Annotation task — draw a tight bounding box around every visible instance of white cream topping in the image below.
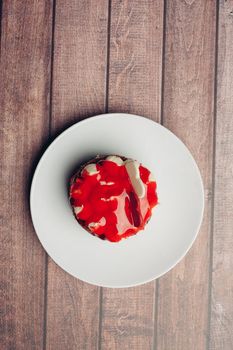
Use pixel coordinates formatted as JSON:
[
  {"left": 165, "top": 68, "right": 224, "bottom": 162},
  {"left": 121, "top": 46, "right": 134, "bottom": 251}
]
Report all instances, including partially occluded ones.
[
  {"left": 100, "top": 196, "right": 115, "bottom": 202},
  {"left": 105, "top": 155, "right": 123, "bottom": 166},
  {"left": 88, "top": 217, "right": 106, "bottom": 230},
  {"left": 124, "top": 160, "right": 145, "bottom": 198},
  {"left": 114, "top": 190, "right": 135, "bottom": 235},
  {"left": 149, "top": 172, "right": 155, "bottom": 182},
  {"left": 100, "top": 181, "right": 115, "bottom": 185},
  {"left": 88, "top": 222, "right": 98, "bottom": 229},
  {"left": 82, "top": 163, "right": 99, "bottom": 176},
  {"left": 99, "top": 217, "right": 106, "bottom": 226},
  {"left": 74, "top": 206, "right": 83, "bottom": 215}
]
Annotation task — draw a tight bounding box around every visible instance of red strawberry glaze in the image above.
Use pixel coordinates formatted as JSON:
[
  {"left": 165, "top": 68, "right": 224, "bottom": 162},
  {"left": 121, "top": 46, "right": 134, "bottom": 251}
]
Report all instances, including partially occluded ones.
[{"left": 69, "top": 158, "right": 158, "bottom": 242}]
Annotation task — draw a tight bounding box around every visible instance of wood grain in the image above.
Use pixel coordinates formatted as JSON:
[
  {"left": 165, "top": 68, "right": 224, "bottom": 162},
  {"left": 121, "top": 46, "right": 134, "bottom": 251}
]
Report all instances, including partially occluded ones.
[
  {"left": 156, "top": 1, "right": 216, "bottom": 349},
  {"left": 51, "top": 0, "right": 109, "bottom": 136},
  {"left": 101, "top": 1, "right": 164, "bottom": 349},
  {"left": 108, "top": 0, "right": 164, "bottom": 120},
  {"left": 46, "top": 1, "right": 108, "bottom": 349},
  {"left": 101, "top": 284, "right": 156, "bottom": 350},
  {"left": 210, "top": 1, "right": 233, "bottom": 349},
  {"left": 0, "top": 0, "right": 52, "bottom": 349}
]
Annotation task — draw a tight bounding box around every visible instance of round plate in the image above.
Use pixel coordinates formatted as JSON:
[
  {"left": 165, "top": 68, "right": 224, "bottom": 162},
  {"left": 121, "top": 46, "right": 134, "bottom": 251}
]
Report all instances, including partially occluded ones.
[{"left": 30, "top": 113, "right": 204, "bottom": 288}]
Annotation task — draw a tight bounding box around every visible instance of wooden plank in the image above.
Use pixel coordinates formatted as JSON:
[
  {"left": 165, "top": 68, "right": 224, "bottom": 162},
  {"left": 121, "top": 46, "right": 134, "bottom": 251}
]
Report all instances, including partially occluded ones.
[
  {"left": 108, "top": 0, "right": 163, "bottom": 120},
  {"left": 101, "top": 1, "right": 164, "bottom": 349},
  {"left": 46, "top": 1, "right": 109, "bottom": 350},
  {"left": 0, "top": 0, "right": 52, "bottom": 349},
  {"left": 51, "top": 0, "right": 109, "bottom": 136},
  {"left": 156, "top": 1, "right": 216, "bottom": 349},
  {"left": 101, "top": 285, "right": 156, "bottom": 350},
  {"left": 210, "top": 1, "right": 233, "bottom": 349}
]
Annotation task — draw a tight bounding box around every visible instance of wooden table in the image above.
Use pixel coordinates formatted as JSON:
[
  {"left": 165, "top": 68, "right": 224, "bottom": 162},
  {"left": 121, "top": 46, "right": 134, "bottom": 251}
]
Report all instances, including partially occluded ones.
[{"left": 1, "top": 1, "right": 232, "bottom": 349}]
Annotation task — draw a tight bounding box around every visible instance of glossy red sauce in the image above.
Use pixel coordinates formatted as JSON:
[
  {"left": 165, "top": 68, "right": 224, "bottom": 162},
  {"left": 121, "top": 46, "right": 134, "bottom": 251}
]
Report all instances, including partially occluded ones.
[{"left": 70, "top": 159, "right": 158, "bottom": 242}]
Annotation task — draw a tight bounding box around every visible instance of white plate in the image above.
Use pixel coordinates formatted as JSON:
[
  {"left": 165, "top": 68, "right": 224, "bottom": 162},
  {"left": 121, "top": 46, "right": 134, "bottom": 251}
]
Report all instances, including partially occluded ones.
[{"left": 30, "top": 113, "right": 204, "bottom": 288}]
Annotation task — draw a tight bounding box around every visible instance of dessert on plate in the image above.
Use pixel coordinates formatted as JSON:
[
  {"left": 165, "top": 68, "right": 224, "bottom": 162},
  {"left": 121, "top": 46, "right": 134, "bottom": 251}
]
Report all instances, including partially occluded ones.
[{"left": 69, "top": 155, "right": 158, "bottom": 242}]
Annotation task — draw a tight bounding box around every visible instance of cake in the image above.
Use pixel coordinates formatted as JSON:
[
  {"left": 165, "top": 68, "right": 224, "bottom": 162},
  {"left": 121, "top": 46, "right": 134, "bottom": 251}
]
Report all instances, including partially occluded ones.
[{"left": 69, "top": 155, "right": 158, "bottom": 242}]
